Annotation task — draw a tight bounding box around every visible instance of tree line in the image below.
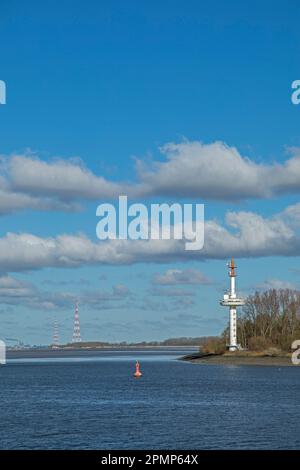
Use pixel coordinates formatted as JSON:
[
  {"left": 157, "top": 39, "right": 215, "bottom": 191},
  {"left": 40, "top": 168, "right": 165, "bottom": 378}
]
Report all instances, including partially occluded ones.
[{"left": 230, "top": 288, "right": 300, "bottom": 351}]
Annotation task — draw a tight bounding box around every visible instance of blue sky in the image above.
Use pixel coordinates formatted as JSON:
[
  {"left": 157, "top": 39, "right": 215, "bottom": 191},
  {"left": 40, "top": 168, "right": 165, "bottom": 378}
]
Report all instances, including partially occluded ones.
[{"left": 1, "top": 0, "right": 300, "bottom": 344}]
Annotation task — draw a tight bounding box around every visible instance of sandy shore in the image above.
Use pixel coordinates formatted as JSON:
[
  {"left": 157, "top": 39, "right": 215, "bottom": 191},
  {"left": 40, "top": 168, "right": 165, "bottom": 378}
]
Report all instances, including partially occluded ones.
[{"left": 180, "top": 352, "right": 296, "bottom": 367}]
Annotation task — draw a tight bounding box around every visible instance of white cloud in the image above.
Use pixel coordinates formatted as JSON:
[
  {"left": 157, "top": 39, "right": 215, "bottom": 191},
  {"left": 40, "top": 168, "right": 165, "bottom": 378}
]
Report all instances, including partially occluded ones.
[
  {"left": 0, "top": 153, "right": 129, "bottom": 214},
  {"left": 150, "top": 287, "right": 195, "bottom": 297},
  {"left": 153, "top": 268, "right": 211, "bottom": 285},
  {"left": 0, "top": 203, "right": 297, "bottom": 272},
  {"left": 257, "top": 279, "right": 297, "bottom": 291},
  {"left": 0, "top": 273, "right": 132, "bottom": 311},
  {"left": 2, "top": 141, "right": 300, "bottom": 216},
  {"left": 8, "top": 154, "right": 129, "bottom": 200},
  {"left": 112, "top": 284, "right": 131, "bottom": 297},
  {"left": 0, "top": 275, "right": 32, "bottom": 297},
  {"left": 0, "top": 187, "right": 79, "bottom": 215},
  {"left": 281, "top": 202, "right": 300, "bottom": 227},
  {"left": 0, "top": 275, "right": 76, "bottom": 310},
  {"left": 135, "top": 141, "right": 300, "bottom": 200}
]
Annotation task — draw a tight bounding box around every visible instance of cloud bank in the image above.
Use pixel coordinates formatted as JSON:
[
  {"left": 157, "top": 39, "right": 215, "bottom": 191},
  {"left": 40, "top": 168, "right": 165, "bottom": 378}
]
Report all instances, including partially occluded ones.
[
  {"left": 134, "top": 142, "right": 300, "bottom": 200},
  {"left": 2, "top": 141, "right": 300, "bottom": 214},
  {"left": 0, "top": 202, "right": 298, "bottom": 272}
]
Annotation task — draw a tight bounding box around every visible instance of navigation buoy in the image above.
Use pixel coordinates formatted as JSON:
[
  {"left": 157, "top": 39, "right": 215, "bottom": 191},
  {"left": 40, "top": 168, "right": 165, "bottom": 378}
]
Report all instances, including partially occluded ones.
[{"left": 134, "top": 360, "right": 142, "bottom": 378}]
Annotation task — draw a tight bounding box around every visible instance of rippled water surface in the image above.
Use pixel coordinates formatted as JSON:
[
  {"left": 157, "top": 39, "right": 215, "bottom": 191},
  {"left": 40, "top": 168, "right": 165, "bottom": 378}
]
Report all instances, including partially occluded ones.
[{"left": 0, "top": 349, "right": 299, "bottom": 449}]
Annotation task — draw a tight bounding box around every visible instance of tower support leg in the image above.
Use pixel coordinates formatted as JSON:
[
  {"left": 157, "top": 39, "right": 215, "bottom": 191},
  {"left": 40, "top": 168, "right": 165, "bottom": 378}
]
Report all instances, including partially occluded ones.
[{"left": 229, "top": 307, "right": 237, "bottom": 351}]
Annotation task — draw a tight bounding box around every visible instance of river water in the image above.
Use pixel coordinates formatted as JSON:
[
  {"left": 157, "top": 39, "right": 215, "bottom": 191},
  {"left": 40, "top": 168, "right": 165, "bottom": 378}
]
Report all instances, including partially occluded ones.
[{"left": 0, "top": 348, "right": 299, "bottom": 449}]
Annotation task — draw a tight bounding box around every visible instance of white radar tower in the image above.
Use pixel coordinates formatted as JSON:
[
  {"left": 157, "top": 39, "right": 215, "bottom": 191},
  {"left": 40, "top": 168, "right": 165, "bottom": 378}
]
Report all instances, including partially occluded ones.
[{"left": 220, "top": 257, "right": 245, "bottom": 351}]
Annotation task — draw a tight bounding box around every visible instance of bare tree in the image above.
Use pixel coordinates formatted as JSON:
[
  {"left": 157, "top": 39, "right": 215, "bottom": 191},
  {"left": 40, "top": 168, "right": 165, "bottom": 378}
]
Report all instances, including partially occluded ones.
[{"left": 228, "top": 289, "right": 300, "bottom": 351}]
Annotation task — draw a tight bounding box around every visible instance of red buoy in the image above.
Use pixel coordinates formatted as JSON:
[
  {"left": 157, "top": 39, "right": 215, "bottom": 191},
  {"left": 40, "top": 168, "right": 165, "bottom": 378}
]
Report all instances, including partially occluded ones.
[{"left": 134, "top": 360, "right": 142, "bottom": 378}]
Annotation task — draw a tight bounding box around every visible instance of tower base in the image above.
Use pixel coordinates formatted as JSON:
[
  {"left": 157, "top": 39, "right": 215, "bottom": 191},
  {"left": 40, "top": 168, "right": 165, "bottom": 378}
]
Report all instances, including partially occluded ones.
[{"left": 228, "top": 344, "right": 242, "bottom": 352}]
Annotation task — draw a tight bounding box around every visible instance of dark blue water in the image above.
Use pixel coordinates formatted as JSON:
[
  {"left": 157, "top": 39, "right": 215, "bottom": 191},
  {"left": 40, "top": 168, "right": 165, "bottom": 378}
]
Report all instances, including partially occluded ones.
[{"left": 0, "top": 349, "right": 300, "bottom": 449}]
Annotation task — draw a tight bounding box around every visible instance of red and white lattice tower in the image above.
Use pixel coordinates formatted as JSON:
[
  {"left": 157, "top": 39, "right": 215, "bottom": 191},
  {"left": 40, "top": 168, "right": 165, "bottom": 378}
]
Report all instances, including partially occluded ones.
[
  {"left": 52, "top": 319, "right": 59, "bottom": 349},
  {"left": 72, "top": 303, "right": 82, "bottom": 343}
]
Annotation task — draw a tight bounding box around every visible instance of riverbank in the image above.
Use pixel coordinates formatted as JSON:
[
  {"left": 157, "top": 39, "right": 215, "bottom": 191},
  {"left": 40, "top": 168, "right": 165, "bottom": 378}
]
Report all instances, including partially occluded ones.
[{"left": 180, "top": 351, "right": 295, "bottom": 366}]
